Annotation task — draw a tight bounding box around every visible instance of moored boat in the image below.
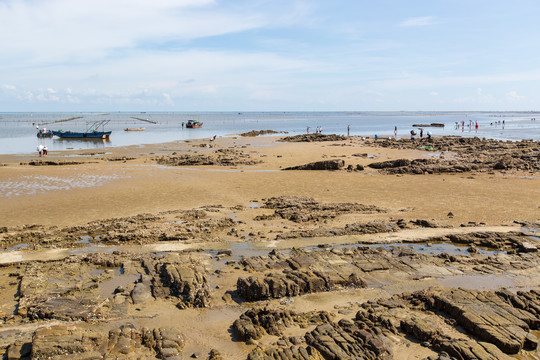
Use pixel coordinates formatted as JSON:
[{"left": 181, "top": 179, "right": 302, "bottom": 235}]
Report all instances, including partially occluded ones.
[
  {"left": 52, "top": 120, "right": 112, "bottom": 139},
  {"left": 186, "top": 120, "right": 203, "bottom": 128},
  {"left": 52, "top": 130, "right": 111, "bottom": 139}
]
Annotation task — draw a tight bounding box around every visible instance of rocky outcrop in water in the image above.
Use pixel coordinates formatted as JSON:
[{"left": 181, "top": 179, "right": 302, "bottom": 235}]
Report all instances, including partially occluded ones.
[{"left": 240, "top": 130, "right": 281, "bottom": 137}]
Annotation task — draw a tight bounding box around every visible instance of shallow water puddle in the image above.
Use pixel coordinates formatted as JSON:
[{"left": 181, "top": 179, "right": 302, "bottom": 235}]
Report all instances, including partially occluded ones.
[
  {"left": 438, "top": 274, "right": 518, "bottom": 290},
  {"left": 0, "top": 173, "right": 126, "bottom": 197},
  {"left": 99, "top": 273, "right": 141, "bottom": 298}
]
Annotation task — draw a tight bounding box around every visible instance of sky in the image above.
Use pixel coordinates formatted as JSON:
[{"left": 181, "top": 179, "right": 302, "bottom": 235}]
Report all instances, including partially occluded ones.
[{"left": 1, "top": 0, "right": 540, "bottom": 112}]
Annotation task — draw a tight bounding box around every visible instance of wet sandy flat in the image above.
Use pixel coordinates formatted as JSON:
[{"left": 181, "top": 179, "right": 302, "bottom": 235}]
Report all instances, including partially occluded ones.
[{"left": 0, "top": 134, "right": 539, "bottom": 359}]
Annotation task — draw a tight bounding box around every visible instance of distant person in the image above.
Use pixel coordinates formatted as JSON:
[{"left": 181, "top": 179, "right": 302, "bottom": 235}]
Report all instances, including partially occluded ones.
[
  {"left": 394, "top": 126, "right": 397, "bottom": 139},
  {"left": 426, "top": 131, "right": 432, "bottom": 139},
  {"left": 37, "top": 144, "right": 44, "bottom": 157},
  {"left": 502, "top": 120, "right": 505, "bottom": 129},
  {"left": 410, "top": 129, "right": 416, "bottom": 141},
  {"left": 181, "top": 122, "right": 184, "bottom": 128},
  {"left": 42, "top": 145, "right": 48, "bottom": 156},
  {"left": 374, "top": 134, "right": 379, "bottom": 140},
  {"left": 419, "top": 128, "right": 423, "bottom": 138},
  {"left": 210, "top": 135, "right": 216, "bottom": 141},
  {"left": 347, "top": 125, "right": 350, "bottom": 136},
  {"left": 307, "top": 126, "right": 310, "bottom": 134}
]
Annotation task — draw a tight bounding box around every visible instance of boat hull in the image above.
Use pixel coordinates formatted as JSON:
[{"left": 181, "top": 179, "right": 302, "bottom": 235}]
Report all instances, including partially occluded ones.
[{"left": 52, "top": 131, "right": 112, "bottom": 139}]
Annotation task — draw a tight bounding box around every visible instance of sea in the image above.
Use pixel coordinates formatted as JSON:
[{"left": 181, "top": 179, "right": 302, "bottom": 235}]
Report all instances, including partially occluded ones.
[{"left": 1, "top": 111, "right": 539, "bottom": 155}]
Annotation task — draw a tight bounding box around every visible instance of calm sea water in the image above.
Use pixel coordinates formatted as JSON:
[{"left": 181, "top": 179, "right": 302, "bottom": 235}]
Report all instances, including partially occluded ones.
[{"left": 1, "top": 111, "right": 539, "bottom": 155}]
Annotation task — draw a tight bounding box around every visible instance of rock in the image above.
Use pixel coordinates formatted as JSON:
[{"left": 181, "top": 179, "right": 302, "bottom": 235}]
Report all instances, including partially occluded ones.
[
  {"left": 520, "top": 242, "right": 537, "bottom": 253},
  {"left": 131, "top": 282, "right": 152, "bottom": 304},
  {"left": 283, "top": 159, "right": 345, "bottom": 171},
  {"left": 280, "top": 134, "right": 347, "bottom": 142},
  {"left": 208, "top": 349, "right": 224, "bottom": 360}
]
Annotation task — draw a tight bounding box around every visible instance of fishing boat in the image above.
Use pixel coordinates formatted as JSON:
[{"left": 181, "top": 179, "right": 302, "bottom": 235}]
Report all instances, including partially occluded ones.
[
  {"left": 186, "top": 120, "right": 203, "bottom": 128},
  {"left": 53, "top": 120, "right": 112, "bottom": 139},
  {"left": 124, "top": 127, "right": 146, "bottom": 131}
]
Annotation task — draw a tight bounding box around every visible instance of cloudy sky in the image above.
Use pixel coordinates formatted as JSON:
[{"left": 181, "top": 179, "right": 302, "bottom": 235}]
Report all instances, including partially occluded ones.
[{"left": 1, "top": 0, "right": 540, "bottom": 111}]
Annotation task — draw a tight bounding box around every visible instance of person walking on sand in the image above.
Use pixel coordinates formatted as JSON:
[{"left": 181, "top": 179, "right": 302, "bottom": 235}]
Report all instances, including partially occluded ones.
[{"left": 37, "top": 144, "right": 44, "bottom": 157}]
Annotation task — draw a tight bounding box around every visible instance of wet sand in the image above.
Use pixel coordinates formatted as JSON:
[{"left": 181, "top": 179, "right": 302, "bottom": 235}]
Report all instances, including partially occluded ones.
[
  {"left": 0, "top": 134, "right": 539, "bottom": 359},
  {"left": 1, "top": 135, "right": 538, "bottom": 227}
]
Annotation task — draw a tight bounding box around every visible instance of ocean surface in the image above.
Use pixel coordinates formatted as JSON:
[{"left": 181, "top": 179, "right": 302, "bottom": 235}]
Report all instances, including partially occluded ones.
[{"left": 1, "top": 111, "right": 539, "bottom": 155}]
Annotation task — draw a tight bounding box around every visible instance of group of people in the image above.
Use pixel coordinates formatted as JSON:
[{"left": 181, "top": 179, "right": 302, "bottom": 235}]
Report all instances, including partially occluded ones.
[
  {"left": 306, "top": 126, "right": 323, "bottom": 134},
  {"left": 37, "top": 144, "right": 48, "bottom": 157},
  {"left": 410, "top": 127, "right": 432, "bottom": 141},
  {"left": 455, "top": 120, "right": 480, "bottom": 131}
]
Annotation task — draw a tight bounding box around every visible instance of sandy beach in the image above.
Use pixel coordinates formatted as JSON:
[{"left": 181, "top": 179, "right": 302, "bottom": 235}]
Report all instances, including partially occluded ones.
[{"left": 0, "top": 134, "right": 539, "bottom": 359}]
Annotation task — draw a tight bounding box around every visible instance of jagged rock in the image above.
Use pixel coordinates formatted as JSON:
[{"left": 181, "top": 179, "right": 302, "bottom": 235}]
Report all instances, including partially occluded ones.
[
  {"left": 412, "top": 287, "right": 539, "bottom": 354},
  {"left": 280, "top": 134, "right": 347, "bottom": 142},
  {"left": 30, "top": 324, "right": 184, "bottom": 359},
  {"left": 283, "top": 159, "right": 345, "bottom": 170},
  {"left": 237, "top": 269, "right": 367, "bottom": 301}
]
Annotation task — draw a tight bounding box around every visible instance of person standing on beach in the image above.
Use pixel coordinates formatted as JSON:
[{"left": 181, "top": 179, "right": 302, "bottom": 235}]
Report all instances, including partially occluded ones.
[
  {"left": 394, "top": 126, "right": 397, "bottom": 139},
  {"left": 347, "top": 125, "right": 350, "bottom": 137},
  {"left": 307, "top": 126, "right": 310, "bottom": 134}
]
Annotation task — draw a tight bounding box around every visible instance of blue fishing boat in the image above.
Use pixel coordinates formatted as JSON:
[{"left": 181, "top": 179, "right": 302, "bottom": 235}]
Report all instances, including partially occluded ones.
[{"left": 53, "top": 120, "right": 112, "bottom": 139}]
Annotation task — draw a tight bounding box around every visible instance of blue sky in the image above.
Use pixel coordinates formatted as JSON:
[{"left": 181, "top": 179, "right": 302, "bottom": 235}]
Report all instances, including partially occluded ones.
[{"left": 1, "top": 0, "right": 540, "bottom": 111}]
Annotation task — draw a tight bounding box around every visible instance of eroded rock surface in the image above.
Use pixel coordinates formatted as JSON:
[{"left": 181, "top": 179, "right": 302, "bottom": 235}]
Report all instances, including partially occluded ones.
[
  {"left": 367, "top": 137, "right": 540, "bottom": 173},
  {"left": 16, "top": 252, "right": 210, "bottom": 322},
  {"left": 256, "top": 196, "right": 386, "bottom": 223},
  {"left": 19, "top": 324, "right": 185, "bottom": 359},
  {"left": 154, "top": 149, "right": 261, "bottom": 166}
]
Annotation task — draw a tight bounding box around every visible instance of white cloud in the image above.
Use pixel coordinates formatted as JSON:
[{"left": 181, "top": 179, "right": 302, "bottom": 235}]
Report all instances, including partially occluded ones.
[
  {"left": 0, "top": 0, "right": 269, "bottom": 65},
  {"left": 429, "top": 91, "right": 439, "bottom": 96},
  {"left": 398, "top": 16, "right": 437, "bottom": 27},
  {"left": 506, "top": 90, "right": 525, "bottom": 102}
]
